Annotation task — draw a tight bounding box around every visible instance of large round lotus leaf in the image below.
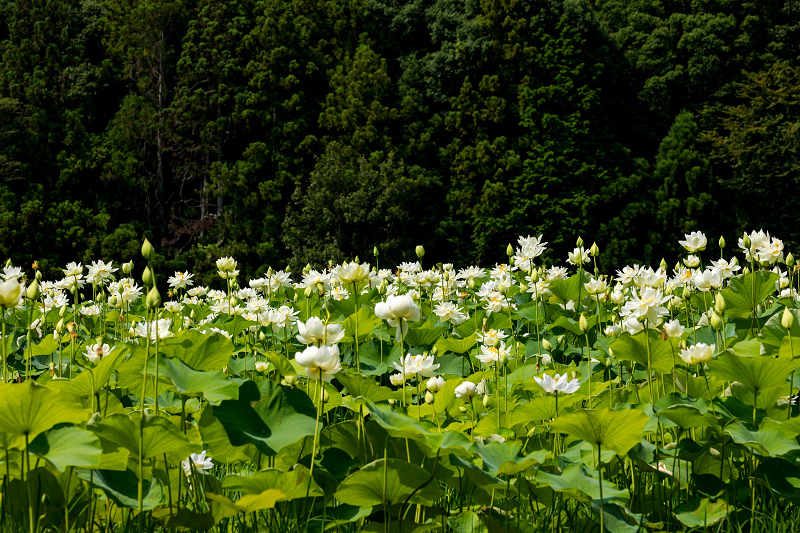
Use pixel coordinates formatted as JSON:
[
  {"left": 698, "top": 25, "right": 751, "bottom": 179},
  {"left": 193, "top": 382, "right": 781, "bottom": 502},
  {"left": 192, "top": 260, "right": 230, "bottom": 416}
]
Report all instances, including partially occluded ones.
[
  {"left": 335, "top": 458, "right": 442, "bottom": 507},
  {"left": 0, "top": 381, "right": 88, "bottom": 450},
  {"left": 551, "top": 408, "right": 648, "bottom": 456}
]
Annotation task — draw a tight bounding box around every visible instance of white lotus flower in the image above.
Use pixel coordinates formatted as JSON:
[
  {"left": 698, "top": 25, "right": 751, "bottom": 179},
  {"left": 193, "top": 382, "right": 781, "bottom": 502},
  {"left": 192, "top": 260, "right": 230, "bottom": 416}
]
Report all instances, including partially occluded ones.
[
  {"left": 296, "top": 316, "right": 344, "bottom": 346},
  {"left": 295, "top": 344, "right": 341, "bottom": 381},
  {"left": 679, "top": 343, "right": 715, "bottom": 365},
  {"left": 394, "top": 353, "right": 439, "bottom": 378},
  {"left": 182, "top": 450, "right": 213, "bottom": 476},
  {"left": 454, "top": 381, "right": 477, "bottom": 399},
  {"left": 679, "top": 231, "right": 707, "bottom": 253},
  {"left": 375, "top": 294, "right": 421, "bottom": 342},
  {"left": 533, "top": 373, "right": 580, "bottom": 395}
]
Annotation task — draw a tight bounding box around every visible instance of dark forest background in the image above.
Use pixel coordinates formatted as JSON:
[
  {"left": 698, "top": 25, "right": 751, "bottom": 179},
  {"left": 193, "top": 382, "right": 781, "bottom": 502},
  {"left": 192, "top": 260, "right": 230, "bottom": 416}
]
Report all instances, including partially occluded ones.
[{"left": 1, "top": 0, "right": 799, "bottom": 283}]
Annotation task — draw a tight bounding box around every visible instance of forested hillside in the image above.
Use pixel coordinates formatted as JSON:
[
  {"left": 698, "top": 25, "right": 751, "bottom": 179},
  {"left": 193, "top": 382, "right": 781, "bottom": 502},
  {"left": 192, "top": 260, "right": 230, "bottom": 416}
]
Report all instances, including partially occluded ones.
[{"left": 0, "top": 0, "right": 797, "bottom": 281}]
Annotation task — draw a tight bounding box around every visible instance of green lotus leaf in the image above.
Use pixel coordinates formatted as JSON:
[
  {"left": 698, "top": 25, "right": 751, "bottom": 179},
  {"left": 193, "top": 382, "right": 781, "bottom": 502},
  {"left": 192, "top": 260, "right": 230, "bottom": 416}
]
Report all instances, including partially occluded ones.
[
  {"left": 212, "top": 380, "right": 316, "bottom": 456},
  {"left": 49, "top": 348, "right": 128, "bottom": 397},
  {"left": 551, "top": 408, "right": 648, "bottom": 456},
  {"left": 719, "top": 271, "right": 779, "bottom": 319},
  {"left": 535, "top": 465, "right": 629, "bottom": 504},
  {"left": 337, "top": 372, "right": 402, "bottom": 403},
  {"left": 434, "top": 333, "right": 478, "bottom": 355},
  {"left": 77, "top": 468, "right": 165, "bottom": 510},
  {"left": 196, "top": 407, "right": 259, "bottom": 464},
  {"left": 342, "top": 306, "right": 381, "bottom": 340},
  {"left": 334, "top": 458, "right": 442, "bottom": 506},
  {"left": 28, "top": 425, "right": 102, "bottom": 472},
  {"left": 608, "top": 330, "right": 677, "bottom": 374},
  {"left": 405, "top": 325, "right": 448, "bottom": 347},
  {"left": 366, "top": 400, "right": 444, "bottom": 452},
  {"left": 448, "top": 510, "right": 488, "bottom": 533},
  {"left": 707, "top": 350, "right": 800, "bottom": 392},
  {"left": 206, "top": 489, "right": 285, "bottom": 516},
  {"left": 723, "top": 422, "right": 800, "bottom": 457},
  {"left": 509, "top": 396, "right": 557, "bottom": 426},
  {"left": 221, "top": 464, "right": 322, "bottom": 500},
  {"left": 658, "top": 405, "right": 719, "bottom": 432},
  {"left": 158, "top": 356, "right": 239, "bottom": 405},
  {"left": 90, "top": 412, "right": 200, "bottom": 460},
  {"left": 470, "top": 440, "right": 547, "bottom": 476},
  {"left": 160, "top": 329, "right": 234, "bottom": 371},
  {"left": 674, "top": 498, "right": 731, "bottom": 528},
  {"left": 0, "top": 381, "right": 89, "bottom": 450},
  {"left": 151, "top": 507, "right": 216, "bottom": 532}
]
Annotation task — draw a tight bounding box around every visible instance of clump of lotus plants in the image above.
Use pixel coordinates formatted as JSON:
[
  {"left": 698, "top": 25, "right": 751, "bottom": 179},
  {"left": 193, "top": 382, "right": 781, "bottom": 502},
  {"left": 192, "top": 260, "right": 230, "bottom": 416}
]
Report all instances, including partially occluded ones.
[{"left": 2, "top": 229, "right": 800, "bottom": 532}]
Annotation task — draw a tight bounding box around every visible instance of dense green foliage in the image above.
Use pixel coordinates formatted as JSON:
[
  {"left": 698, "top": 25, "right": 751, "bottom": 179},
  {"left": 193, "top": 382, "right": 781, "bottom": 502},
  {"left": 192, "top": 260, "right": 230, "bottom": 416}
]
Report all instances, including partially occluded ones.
[{"left": 0, "top": 0, "right": 798, "bottom": 277}]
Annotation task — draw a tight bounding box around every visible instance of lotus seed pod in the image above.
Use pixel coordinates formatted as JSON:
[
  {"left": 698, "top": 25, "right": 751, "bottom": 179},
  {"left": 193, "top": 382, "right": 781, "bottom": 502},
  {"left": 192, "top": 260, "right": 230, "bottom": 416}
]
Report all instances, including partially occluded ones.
[
  {"left": 576, "top": 236, "right": 584, "bottom": 247},
  {"left": 26, "top": 279, "right": 40, "bottom": 300},
  {"left": 783, "top": 307, "right": 795, "bottom": 329},
  {"left": 143, "top": 266, "right": 155, "bottom": 286},
  {"left": 146, "top": 286, "right": 162, "bottom": 309},
  {"left": 415, "top": 245, "right": 425, "bottom": 258},
  {"left": 141, "top": 238, "right": 153, "bottom": 260}
]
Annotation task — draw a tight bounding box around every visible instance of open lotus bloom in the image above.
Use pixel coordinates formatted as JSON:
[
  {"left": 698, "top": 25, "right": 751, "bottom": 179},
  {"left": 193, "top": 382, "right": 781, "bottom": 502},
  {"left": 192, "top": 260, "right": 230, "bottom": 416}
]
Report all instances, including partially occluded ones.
[
  {"left": 296, "top": 316, "right": 344, "bottom": 346},
  {"left": 394, "top": 353, "right": 439, "bottom": 378},
  {"left": 534, "top": 373, "right": 581, "bottom": 395},
  {"left": 679, "top": 343, "right": 715, "bottom": 365},
  {"left": 182, "top": 451, "right": 213, "bottom": 477},
  {"left": 375, "top": 294, "right": 421, "bottom": 342},
  {"left": 295, "top": 344, "right": 342, "bottom": 381}
]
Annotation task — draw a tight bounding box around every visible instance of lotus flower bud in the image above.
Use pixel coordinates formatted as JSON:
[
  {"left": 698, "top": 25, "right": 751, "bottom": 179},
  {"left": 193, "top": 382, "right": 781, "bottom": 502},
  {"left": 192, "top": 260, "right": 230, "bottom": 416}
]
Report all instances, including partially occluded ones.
[
  {"left": 122, "top": 261, "right": 133, "bottom": 274},
  {"left": 579, "top": 313, "right": 589, "bottom": 333},
  {"left": 304, "top": 285, "right": 313, "bottom": 298},
  {"left": 108, "top": 295, "right": 118, "bottom": 307},
  {"left": 56, "top": 318, "right": 64, "bottom": 333},
  {"left": 303, "top": 263, "right": 312, "bottom": 275},
  {"left": 415, "top": 245, "right": 425, "bottom": 258},
  {"left": 576, "top": 236, "right": 584, "bottom": 247},
  {"left": 519, "top": 283, "right": 528, "bottom": 292},
  {"left": 506, "top": 243, "right": 514, "bottom": 257},
  {"left": 282, "top": 375, "right": 298, "bottom": 387},
  {"left": 715, "top": 293, "right": 726, "bottom": 314},
  {"left": 35, "top": 270, "right": 42, "bottom": 281},
  {"left": 59, "top": 304, "right": 67, "bottom": 318},
  {"left": 141, "top": 238, "right": 154, "bottom": 260},
  {"left": 142, "top": 266, "right": 153, "bottom": 286},
  {"left": 373, "top": 246, "right": 379, "bottom": 257},
  {"left": 660, "top": 258, "right": 668, "bottom": 271},
  {"left": 425, "top": 390, "right": 435, "bottom": 404},
  {"left": 482, "top": 394, "right": 492, "bottom": 408},
  {"left": 497, "top": 283, "right": 508, "bottom": 295},
  {"left": 531, "top": 268, "right": 540, "bottom": 282},
  {"left": 321, "top": 388, "right": 330, "bottom": 403},
  {"left": 788, "top": 253, "right": 795, "bottom": 269},
  {"left": 146, "top": 286, "right": 162, "bottom": 309},
  {"left": 742, "top": 233, "right": 751, "bottom": 249},
  {"left": 259, "top": 331, "right": 266, "bottom": 342},
  {"left": 783, "top": 307, "right": 794, "bottom": 329},
  {"left": 468, "top": 278, "right": 475, "bottom": 290},
  {"left": 26, "top": 280, "right": 40, "bottom": 300},
  {"left": 542, "top": 338, "right": 552, "bottom": 351},
  {"left": 719, "top": 236, "right": 726, "bottom": 250},
  {"left": 590, "top": 242, "right": 599, "bottom": 257},
  {"left": 710, "top": 310, "right": 723, "bottom": 331},
  {"left": 459, "top": 405, "right": 467, "bottom": 413},
  {"left": 743, "top": 266, "right": 750, "bottom": 275}
]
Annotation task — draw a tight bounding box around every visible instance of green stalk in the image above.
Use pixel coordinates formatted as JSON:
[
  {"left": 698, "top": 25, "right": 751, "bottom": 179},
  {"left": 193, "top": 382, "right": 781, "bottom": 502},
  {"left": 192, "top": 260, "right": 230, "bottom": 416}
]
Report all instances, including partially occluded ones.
[
  {"left": 138, "top": 310, "right": 152, "bottom": 533},
  {"left": 2, "top": 316, "right": 6, "bottom": 383}
]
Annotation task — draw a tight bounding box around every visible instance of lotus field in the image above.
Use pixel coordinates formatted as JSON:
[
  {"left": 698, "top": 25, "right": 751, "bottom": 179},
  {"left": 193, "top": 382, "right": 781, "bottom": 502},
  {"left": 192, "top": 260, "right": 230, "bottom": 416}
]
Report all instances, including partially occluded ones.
[{"left": 6, "top": 231, "right": 800, "bottom": 533}]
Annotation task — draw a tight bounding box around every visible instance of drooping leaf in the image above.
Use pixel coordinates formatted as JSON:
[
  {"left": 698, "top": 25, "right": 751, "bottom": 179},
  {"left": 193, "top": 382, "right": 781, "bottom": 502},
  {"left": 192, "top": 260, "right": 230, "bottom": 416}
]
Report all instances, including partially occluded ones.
[
  {"left": 159, "top": 356, "right": 239, "bottom": 405},
  {"left": 90, "top": 413, "right": 200, "bottom": 460},
  {"left": 221, "top": 465, "right": 322, "bottom": 500},
  {"left": 77, "top": 468, "right": 165, "bottom": 510},
  {"left": 335, "top": 458, "right": 442, "bottom": 506},
  {"left": 28, "top": 425, "right": 102, "bottom": 472}
]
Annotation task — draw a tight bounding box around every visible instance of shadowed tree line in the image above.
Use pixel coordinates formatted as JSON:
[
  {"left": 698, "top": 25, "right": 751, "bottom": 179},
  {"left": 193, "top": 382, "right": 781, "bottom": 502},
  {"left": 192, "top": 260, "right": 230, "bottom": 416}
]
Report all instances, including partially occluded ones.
[{"left": 0, "top": 0, "right": 798, "bottom": 282}]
